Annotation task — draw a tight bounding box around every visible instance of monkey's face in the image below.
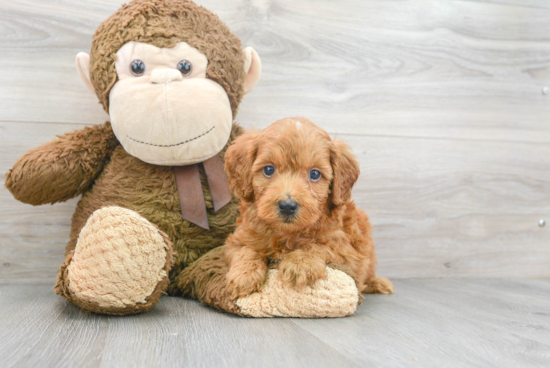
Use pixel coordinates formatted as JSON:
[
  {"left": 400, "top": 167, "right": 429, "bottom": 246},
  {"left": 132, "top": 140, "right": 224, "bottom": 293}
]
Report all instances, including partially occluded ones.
[
  {"left": 77, "top": 0, "right": 262, "bottom": 166},
  {"left": 108, "top": 41, "right": 233, "bottom": 166}
]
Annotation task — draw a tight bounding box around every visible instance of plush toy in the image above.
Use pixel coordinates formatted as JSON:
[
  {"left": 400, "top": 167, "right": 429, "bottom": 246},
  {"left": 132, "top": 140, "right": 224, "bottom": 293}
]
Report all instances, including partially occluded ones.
[{"left": 5, "top": 0, "right": 361, "bottom": 317}]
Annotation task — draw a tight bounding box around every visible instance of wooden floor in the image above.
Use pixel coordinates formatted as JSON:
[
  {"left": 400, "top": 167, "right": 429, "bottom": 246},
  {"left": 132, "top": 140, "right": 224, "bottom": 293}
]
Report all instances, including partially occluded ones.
[{"left": 1, "top": 279, "right": 549, "bottom": 368}]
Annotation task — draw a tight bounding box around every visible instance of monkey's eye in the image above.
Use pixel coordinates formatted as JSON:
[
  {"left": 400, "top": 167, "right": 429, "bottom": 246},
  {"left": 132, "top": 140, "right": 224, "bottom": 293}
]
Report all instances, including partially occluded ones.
[
  {"left": 309, "top": 169, "right": 322, "bottom": 182},
  {"left": 263, "top": 165, "right": 275, "bottom": 178},
  {"left": 130, "top": 59, "right": 146, "bottom": 76},
  {"left": 177, "top": 60, "right": 192, "bottom": 76}
]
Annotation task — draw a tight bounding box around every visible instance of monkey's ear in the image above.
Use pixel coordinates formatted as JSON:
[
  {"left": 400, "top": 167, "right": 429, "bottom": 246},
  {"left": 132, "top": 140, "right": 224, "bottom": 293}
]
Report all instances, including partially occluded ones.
[
  {"left": 75, "top": 52, "right": 95, "bottom": 93},
  {"left": 242, "top": 47, "right": 261, "bottom": 94}
]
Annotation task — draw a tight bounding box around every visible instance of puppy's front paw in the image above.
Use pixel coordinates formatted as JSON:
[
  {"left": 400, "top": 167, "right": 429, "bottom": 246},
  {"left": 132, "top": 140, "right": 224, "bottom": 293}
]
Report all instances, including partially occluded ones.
[
  {"left": 226, "top": 265, "right": 266, "bottom": 300},
  {"left": 278, "top": 252, "right": 326, "bottom": 289}
]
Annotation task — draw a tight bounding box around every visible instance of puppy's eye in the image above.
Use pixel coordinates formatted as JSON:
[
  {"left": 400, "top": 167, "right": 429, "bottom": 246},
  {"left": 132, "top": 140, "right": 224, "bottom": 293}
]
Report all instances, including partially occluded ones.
[
  {"left": 263, "top": 165, "right": 275, "bottom": 178},
  {"left": 309, "top": 169, "right": 322, "bottom": 182},
  {"left": 130, "top": 59, "right": 146, "bottom": 76},
  {"left": 177, "top": 60, "right": 192, "bottom": 76}
]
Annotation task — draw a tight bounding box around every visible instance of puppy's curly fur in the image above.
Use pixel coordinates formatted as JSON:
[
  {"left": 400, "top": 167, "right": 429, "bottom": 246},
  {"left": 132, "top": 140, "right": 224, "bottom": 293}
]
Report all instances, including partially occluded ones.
[{"left": 223, "top": 117, "right": 394, "bottom": 299}]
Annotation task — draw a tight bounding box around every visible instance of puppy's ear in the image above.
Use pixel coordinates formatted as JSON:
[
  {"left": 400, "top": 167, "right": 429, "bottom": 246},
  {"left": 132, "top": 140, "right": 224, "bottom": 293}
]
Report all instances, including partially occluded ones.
[
  {"left": 329, "top": 139, "right": 360, "bottom": 207},
  {"left": 224, "top": 130, "right": 259, "bottom": 201}
]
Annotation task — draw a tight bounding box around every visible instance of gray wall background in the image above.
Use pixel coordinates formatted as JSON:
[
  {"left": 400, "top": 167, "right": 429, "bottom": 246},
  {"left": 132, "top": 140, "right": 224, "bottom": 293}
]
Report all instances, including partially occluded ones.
[{"left": 1, "top": 0, "right": 549, "bottom": 283}]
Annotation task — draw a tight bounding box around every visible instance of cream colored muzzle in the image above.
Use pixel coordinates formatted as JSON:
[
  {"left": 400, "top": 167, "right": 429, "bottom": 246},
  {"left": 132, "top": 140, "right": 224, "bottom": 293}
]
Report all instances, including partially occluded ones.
[
  {"left": 150, "top": 69, "right": 183, "bottom": 84},
  {"left": 109, "top": 71, "right": 233, "bottom": 166}
]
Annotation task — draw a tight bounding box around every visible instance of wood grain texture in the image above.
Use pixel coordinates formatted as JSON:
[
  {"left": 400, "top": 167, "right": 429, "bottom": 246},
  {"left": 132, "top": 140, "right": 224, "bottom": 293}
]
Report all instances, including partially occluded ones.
[
  {"left": 1, "top": 0, "right": 549, "bottom": 141},
  {"left": 0, "top": 280, "right": 549, "bottom": 368},
  {"left": 1, "top": 0, "right": 549, "bottom": 282},
  {"left": 2, "top": 121, "right": 549, "bottom": 282}
]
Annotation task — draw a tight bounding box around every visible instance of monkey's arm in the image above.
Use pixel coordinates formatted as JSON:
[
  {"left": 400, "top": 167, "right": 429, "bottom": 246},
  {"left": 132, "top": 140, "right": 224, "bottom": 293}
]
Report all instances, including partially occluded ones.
[{"left": 5, "top": 122, "right": 118, "bottom": 205}]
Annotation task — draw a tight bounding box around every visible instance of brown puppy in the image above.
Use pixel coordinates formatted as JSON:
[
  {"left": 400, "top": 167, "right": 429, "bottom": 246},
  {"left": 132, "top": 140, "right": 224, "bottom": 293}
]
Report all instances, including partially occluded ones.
[{"left": 224, "top": 117, "right": 394, "bottom": 299}]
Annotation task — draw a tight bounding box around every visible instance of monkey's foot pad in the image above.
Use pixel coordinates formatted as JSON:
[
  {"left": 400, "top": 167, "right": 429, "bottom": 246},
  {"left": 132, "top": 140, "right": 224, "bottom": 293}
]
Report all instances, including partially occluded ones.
[
  {"left": 236, "top": 267, "right": 359, "bottom": 318},
  {"left": 67, "top": 206, "right": 170, "bottom": 311}
]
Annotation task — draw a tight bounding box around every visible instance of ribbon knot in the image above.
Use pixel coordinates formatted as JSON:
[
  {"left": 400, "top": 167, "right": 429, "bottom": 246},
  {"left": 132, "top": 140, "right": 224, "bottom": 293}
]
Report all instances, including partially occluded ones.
[{"left": 173, "top": 155, "right": 232, "bottom": 230}]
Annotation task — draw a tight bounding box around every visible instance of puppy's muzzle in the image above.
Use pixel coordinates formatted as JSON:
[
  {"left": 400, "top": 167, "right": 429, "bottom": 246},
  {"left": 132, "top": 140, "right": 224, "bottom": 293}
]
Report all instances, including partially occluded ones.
[{"left": 278, "top": 199, "right": 298, "bottom": 218}]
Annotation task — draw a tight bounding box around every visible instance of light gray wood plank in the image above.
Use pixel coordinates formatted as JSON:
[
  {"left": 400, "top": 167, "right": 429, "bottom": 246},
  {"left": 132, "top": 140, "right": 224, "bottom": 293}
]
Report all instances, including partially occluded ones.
[
  {"left": 238, "top": 0, "right": 550, "bottom": 143},
  {"left": 0, "top": 0, "right": 548, "bottom": 142},
  {"left": 0, "top": 280, "right": 549, "bottom": 368},
  {"left": 349, "top": 134, "right": 550, "bottom": 279},
  {"left": 0, "top": 0, "right": 115, "bottom": 125},
  {"left": 98, "top": 298, "right": 360, "bottom": 368},
  {"left": 0, "top": 284, "right": 359, "bottom": 368},
  {"left": 0, "top": 286, "right": 108, "bottom": 367},
  {"left": 1, "top": 121, "right": 549, "bottom": 282},
  {"left": 1, "top": 0, "right": 549, "bottom": 282},
  {"left": 292, "top": 278, "right": 550, "bottom": 368},
  {"left": 460, "top": 0, "right": 550, "bottom": 8}
]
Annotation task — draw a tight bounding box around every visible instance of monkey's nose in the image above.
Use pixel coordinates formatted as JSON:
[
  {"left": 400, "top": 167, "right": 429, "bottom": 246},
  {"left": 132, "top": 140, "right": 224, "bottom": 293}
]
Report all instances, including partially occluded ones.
[
  {"left": 150, "top": 69, "right": 183, "bottom": 84},
  {"left": 278, "top": 200, "right": 298, "bottom": 217}
]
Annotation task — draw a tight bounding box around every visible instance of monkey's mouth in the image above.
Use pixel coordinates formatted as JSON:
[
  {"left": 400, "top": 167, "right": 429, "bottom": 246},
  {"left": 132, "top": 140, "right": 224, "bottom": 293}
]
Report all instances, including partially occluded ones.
[{"left": 126, "top": 125, "right": 215, "bottom": 147}]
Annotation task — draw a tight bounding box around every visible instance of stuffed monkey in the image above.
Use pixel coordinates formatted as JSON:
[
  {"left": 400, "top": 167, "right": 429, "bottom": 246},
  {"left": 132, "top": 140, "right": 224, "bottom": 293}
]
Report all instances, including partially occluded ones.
[{"left": 5, "top": 0, "right": 360, "bottom": 317}]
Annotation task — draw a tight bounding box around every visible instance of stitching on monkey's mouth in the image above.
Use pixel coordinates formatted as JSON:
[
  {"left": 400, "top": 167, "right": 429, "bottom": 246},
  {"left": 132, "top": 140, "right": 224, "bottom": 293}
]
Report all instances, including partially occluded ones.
[{"left": 127, "top": 125, "right": 215, "bottom": 147}]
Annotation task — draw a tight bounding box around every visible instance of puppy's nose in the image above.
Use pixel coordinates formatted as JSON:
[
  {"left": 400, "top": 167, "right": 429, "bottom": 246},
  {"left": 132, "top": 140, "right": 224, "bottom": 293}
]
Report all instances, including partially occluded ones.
[{"left": 278, "top": 200, "right": 298, "bottom": 216}]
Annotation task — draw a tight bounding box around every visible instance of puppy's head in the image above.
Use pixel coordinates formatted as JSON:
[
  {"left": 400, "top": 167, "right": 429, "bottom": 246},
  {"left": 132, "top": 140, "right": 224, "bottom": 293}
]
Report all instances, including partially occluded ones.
[{"left": 225, "top": 117, "right": 360, "bottom": 232}]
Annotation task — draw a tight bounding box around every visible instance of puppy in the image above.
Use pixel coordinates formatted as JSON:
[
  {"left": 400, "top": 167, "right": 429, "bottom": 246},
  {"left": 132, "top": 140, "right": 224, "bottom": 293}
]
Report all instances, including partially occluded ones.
[{"left": 223, "top": 117, "right": 394, "bottom": 299}]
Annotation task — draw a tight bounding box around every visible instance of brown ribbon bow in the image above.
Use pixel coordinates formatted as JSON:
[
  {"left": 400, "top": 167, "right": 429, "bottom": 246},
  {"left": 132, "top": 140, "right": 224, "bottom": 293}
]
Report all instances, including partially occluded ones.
[{"left": 173, "top": 155, "right": 232, "bottom": 230}]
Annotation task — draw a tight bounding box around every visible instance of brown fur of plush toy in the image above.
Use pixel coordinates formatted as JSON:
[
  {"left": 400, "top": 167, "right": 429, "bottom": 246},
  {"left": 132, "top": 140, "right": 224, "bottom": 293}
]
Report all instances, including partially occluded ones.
[
  {"left": 222, "top": 117, "right": 395, "bottom": 299},
  {"left": 5, "top": 121, "right": 244, "bottom": 314},
  {"left": 170, "top": 247, "right": 363, "bottom": 317},
  {"left": 5, "top": 0, "right": 370, "bottom": 317},
  {"left": 5, "top": 0, "right": 247, "bottom": 315},
  {"left": 5, "top": 123, "right": 119, "bottom": 205},
  {"left": 90, "top": 0, "right": 245, "bottom": 116}
]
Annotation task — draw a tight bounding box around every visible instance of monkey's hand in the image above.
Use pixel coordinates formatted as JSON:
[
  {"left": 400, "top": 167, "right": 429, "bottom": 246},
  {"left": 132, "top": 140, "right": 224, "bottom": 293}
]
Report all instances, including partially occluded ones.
[{"left": 5, "top": 122, "right": 118, "bottom": 205}]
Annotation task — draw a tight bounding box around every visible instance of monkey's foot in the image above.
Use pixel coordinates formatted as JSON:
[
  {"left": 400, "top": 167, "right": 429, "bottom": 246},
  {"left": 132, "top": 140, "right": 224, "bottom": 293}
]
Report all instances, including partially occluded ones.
[
  {"left": 60, "top": 206, "right": 173, "bottom": 315},
  {"left": 172, "top": 248, "right": 360, "bottom": 318},
  {"left": 236, "top": 267, "right": 360, "bottom": 318}
]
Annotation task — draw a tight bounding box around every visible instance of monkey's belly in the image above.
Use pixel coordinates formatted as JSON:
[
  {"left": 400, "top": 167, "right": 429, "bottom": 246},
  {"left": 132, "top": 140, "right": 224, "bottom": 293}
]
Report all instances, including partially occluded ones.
[{"left": 68, "top": 145, "right": 239, "bottom": 281}]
